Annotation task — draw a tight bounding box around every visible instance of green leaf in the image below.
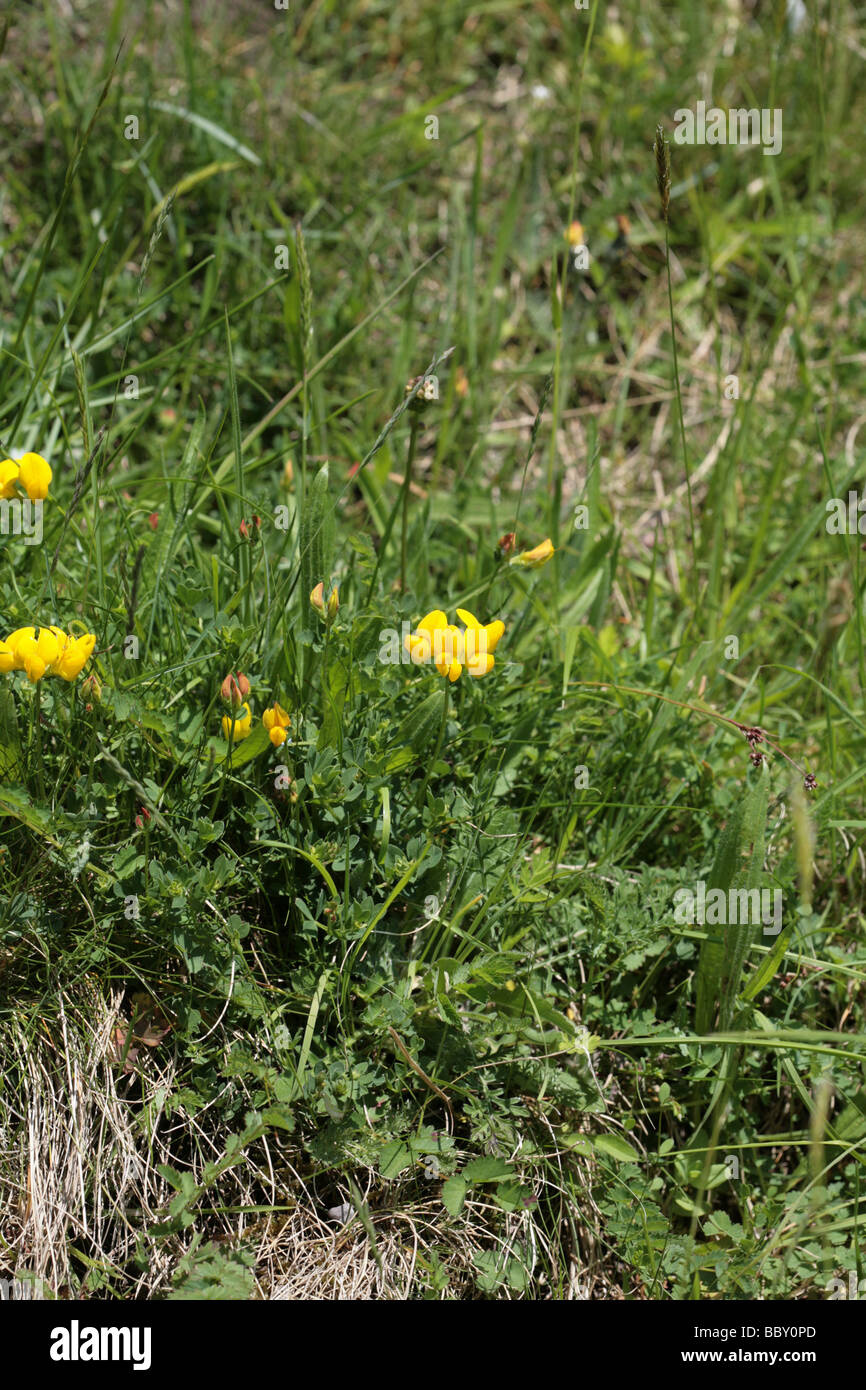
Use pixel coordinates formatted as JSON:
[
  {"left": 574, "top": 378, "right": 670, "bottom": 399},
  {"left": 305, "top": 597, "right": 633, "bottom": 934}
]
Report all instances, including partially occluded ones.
[
  {"left": 379, "top": 1140, "right": 414, "bottom": 1179},
  {"left": 695, "top": 764, "right": 771, "bottom": 1033},
  {"left": 386, "top": 689, "right": 446, "bottom": 772},
  {"left": 320, "top": 657, "right": 350, "bottom": 750},
  {"left": 593, "top": 1133, "right": 640, "bottom": 1162},
  {"left": 227, "top": 722, "right": 271, "bottom": 769},
  {"left": 492, "top": 1181, "right": 535, "bottom": 1212},
  {"left": 462, "top": 1156, "right": 514, "bottom": 1183},
  {"left": 442, "top": 1175, "right": 467, "bottom": 1216},
  {"left": 0, "top": 686, "right": 21, "bottom": 777}
]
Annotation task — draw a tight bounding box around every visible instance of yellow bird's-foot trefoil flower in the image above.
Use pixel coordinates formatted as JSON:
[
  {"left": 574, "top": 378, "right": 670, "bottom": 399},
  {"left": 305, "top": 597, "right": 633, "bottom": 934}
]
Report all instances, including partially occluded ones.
[
  {"left": 262, "top": 702, "right": 291, "bottom": 747},
  {"left": 0, "top": 460, "right": 20, "bottom": 499},
  {"left": 222, "top": 701, "right": 253, "bottom": 742},
  {"left": 404, "top": 608, "right": 505, "bottom": 681},
  {"left": 16, "top": 453, "right": 52, "bottom": 501},
  {"left": 509, "top": 537, "right": 555, "bottom": 570},
  {"left": 54, "top": 632, "right": 96, "bottom": 680},
  {"left": 456, "top": 609, "right": 505, "bottom": 678},
  {"left": 0, "top": 626, "right": 95, "bottom": 683}
]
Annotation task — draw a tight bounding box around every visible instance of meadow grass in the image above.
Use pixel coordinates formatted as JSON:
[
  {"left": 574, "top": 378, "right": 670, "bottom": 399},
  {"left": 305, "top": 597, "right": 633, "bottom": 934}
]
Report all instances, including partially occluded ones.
[{"left": 1, "top": 0, "right": 865, "bottom": 1300}]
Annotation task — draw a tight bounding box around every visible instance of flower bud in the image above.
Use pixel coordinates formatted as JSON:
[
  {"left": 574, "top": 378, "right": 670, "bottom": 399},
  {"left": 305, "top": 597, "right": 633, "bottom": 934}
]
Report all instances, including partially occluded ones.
[
  {"left": 509, "top": 537, "right": 555, "bottom": 570},
  {"left": 220, "top": 671, "right": 250, "bottom": 706},
  {"left": 80, "top": 672, "right": 102, "bottom": 705},
  {"left": 310, "top": 582, "right": 339, "bottom": 623},
  {"left": 495, "top": 531, "right": 517, "bottom": 561}
]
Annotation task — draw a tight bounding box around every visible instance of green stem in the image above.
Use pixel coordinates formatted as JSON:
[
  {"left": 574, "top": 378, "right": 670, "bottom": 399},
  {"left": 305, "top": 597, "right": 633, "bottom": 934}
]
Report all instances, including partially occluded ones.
[
  {"left": 415, "top": 682, "right": 449, "bottom": 810},
  {"left": 321, "top": 618, "right": 330, "bottom": 727},
  {"left": 400, "top": 417, "right": 420, "bottom": 592},
  {"left": 664, "top": 219, "right": 698, "bottom": 615},
  {"left": 32, "top": 680, "right": 46, "bottom": 802}
]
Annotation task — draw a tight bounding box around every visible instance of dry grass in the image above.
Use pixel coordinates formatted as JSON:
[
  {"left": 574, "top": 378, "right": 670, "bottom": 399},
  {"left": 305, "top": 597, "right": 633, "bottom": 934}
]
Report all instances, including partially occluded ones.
[{"left": 0, "top": 981, "right": 605, "bottom": 1300}]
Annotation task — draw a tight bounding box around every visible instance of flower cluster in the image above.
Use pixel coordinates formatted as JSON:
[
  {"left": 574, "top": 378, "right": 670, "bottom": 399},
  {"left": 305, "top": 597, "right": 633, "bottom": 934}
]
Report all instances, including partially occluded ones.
[
  {"left": 218, "top": 671, "right": 291, "bottom": 748},
  {"left": 404, "top": 608, "right": 505, "bottom": 682},
  {"left": 0, "top": 627, "right": 96, "bottom": 683},
  {"left": 744, "top": 726, "right": 765, "bottom": 768},
  {"left": 0, "top": 452, "right": 52, "bottom": 501}
]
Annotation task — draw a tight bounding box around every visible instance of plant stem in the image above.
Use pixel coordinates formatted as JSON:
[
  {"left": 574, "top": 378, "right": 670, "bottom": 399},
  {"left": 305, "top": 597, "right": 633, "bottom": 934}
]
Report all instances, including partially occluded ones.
[
  {"left": 400, "top": 416, "right": 420, "bottom": 593},
  {"left": 32, "top": 681, "right": 46, "bottom": 802},
  {"left": 664, "top": 219, "right": 698, "bottom": 615},
  {"left": 416, "top": 683, "right": 449, "bottom": 810}
]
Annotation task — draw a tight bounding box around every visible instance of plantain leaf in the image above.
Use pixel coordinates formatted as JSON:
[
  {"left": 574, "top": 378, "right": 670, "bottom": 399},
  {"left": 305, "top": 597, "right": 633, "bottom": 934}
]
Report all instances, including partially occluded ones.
[{"left": 695, "top": 765, "right": 771, "bottom": 1032}]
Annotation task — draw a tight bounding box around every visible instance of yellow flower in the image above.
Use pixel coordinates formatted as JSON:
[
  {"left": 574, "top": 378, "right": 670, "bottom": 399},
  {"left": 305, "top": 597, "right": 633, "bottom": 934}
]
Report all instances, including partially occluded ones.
[
  {"left": 404, "top": 609, "right": 505, "bottom": 681},
  {"left": 456, "top": 608, "right": 505, "bottom": 678},
  {"left": 21, "top": 627, "right": 61, "bottom": 681},
  {"left": 1, "top": 626, "right": 96, "bottom": 682},
  {"left": 509, "top": 537, "right": 555, "bottom": 570},
  {"left": 54, "top": 632, "right": 96, "bottom": 680},
  {"left": 0, "top": 460, "right": 20, "bottom": 499},
  {"left": 262, "top": 702, "right": 291, "bottom": 747},
  {"left": 222, "top": 701, "right": 253, "bottom": 742},
  {"left": 16, "top": 452, "right": 52, "bottom": 501},
  {"left": 565, "top": 220, "right": 584, "bottom": 248}
]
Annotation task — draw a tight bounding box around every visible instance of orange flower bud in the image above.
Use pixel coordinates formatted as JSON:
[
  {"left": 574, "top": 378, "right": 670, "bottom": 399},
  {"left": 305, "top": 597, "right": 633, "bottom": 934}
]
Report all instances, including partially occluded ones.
[{"left": 220, "top": 671, "right": 250, "bottom": 706}]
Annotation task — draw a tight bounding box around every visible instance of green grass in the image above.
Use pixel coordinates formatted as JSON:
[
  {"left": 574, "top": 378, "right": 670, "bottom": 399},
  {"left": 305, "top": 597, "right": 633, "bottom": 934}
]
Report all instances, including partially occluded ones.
[{"left": 0, "top": 0, "right": 865, "bottom": 1300}]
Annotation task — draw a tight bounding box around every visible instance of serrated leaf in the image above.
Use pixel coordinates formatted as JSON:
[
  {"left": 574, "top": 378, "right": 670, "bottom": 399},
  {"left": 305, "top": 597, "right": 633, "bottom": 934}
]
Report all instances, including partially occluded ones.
[{"left": 462, "top": 1156, "right": 514, "bottom": 1183}]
